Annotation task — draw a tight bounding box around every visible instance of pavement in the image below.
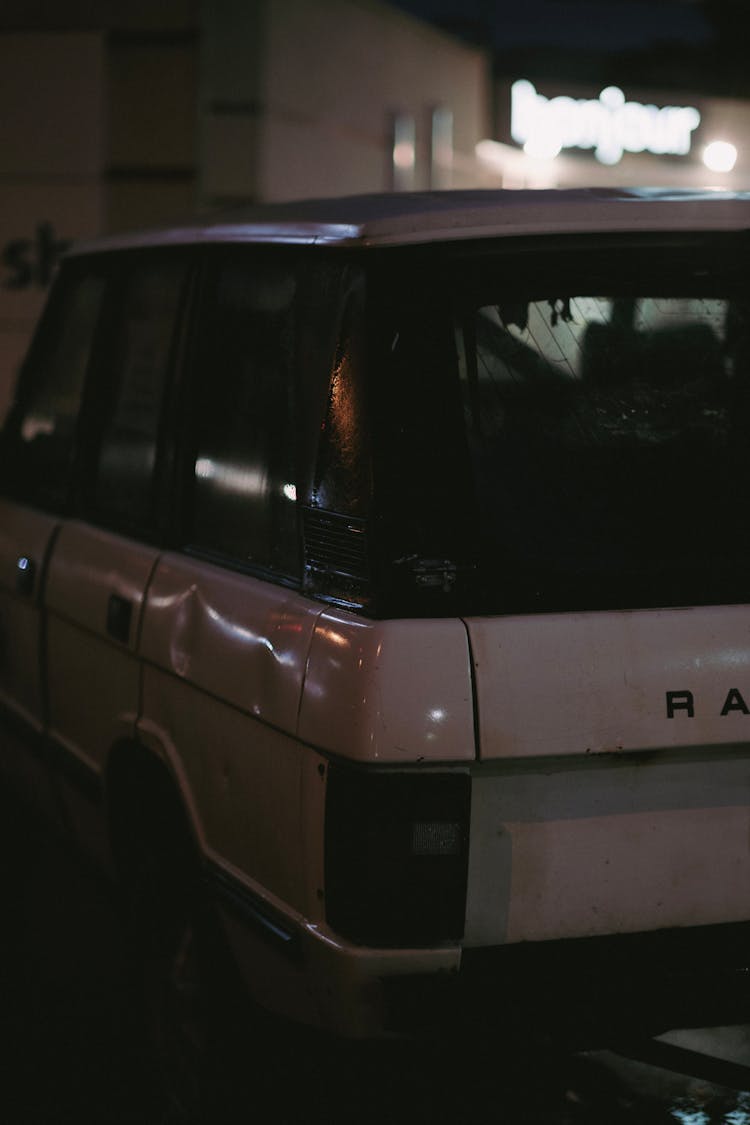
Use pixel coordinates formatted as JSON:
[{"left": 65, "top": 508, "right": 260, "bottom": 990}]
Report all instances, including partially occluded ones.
[{"left": 1, "top": 793, "right": 748, "bottom": 1124}]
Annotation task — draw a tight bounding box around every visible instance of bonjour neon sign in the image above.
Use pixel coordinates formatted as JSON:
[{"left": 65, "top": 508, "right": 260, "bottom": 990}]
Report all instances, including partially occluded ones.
[{"left": 511, "top": 78, "right": 701, "bottom": 165}]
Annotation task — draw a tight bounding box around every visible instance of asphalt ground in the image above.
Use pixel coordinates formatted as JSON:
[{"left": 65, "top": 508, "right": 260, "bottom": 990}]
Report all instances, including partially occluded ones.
[{"left": 1, "top": 793, "right": 748, "bottom": 1125}]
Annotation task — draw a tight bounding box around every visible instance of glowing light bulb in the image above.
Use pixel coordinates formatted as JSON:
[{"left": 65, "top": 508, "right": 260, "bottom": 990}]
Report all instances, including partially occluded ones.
[{"left": 703, "top": 140, "right": 737, "bottom": 173}]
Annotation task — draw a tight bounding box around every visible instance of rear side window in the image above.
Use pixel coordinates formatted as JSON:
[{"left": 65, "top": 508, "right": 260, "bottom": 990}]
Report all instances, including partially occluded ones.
[
  {"left": 188, "top": 252, "right": 299, "bottom": 577},
  {"left": 90, "top": 254, "right": 188, "bottom": 534},
  {"left": 2, "top": 263, "right": 106, "bottom": 509},
  {"left": 312, "top": 287, "right": 370, "bottom": 518}
]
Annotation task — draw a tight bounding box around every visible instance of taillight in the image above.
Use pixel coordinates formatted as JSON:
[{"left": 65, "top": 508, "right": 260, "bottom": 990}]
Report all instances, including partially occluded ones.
[{"left": 324, "top": 765, "right": 471, "bottom": 947}]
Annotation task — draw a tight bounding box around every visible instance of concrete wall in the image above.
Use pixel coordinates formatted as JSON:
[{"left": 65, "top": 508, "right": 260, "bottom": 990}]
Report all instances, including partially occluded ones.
[
  {"left": 0, "top": 33, "right": 106, "bottom": 422},
  {"left": 107, "top": 35, "right": 198, "bottom": 231},
  {"left": 198, "top": 0, "right": 266, "bottom": 207},
  {"left": 197, "top": 0, "right": 490, "bottom": 205},
  {"left": 0, "top": 1, "right": 491, "bottom": 415},
  {"left": 259, "top": 0, "right": 489, "bottom": 200}
]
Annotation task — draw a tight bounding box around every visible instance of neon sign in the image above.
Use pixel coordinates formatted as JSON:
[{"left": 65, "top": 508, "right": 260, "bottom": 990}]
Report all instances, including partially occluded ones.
[{"left": 511, "top": 79, "right": 701, "bottom": 165}]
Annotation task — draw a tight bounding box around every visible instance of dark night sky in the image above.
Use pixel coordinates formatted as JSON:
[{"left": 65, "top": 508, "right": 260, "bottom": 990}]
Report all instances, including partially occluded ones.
[{"left": 388, "top": 0, "right": 713, "bottom": 51}]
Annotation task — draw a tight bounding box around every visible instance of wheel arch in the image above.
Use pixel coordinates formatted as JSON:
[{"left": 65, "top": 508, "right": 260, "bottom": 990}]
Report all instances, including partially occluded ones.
[{"left": 104, "top": 737, "right": 203, "bottom": 887}]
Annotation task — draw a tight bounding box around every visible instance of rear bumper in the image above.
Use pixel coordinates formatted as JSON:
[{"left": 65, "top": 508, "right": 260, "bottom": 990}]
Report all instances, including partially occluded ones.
[
  {"left": 216, "top": 858, "right": 750, "bottom": 1041},
  {"left": 383, "top": 922, "right": 750, "bottom": 1043}
]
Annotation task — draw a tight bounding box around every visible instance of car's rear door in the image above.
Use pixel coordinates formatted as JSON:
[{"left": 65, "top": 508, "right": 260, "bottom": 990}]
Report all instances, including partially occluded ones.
[
  {"left": 463, "top": 608, "right": 750, "bottom": 949},
  {"left": 42, "top": 249, "right": 191, "bottom": 862},
  {"left": 0, "top": 262, "right": 107, "bottom": 815}
]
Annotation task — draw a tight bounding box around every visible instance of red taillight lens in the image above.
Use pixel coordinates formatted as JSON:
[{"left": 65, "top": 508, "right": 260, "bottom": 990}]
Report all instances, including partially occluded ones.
[{"left": 324, "top": 766, "right": 471, "bottom": 947}]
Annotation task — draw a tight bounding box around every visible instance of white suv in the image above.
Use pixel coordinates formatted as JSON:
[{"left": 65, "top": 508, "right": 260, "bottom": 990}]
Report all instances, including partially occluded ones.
[{"left": 1, "top": 188, "right": 750, "bottom": 1043}]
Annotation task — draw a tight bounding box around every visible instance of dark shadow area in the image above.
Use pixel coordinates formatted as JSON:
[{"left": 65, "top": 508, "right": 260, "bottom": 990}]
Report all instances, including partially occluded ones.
[{"left": 0, "top": 791, "right": 747, "bottom": 1124}]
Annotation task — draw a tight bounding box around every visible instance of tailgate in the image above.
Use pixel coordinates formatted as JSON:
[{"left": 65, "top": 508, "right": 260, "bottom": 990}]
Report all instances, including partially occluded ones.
[{"left": 462, "top": 606, "right": 750, "bottom": 946}]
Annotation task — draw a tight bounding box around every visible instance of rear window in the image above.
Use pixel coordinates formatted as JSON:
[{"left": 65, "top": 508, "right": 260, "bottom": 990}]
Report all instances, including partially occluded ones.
[{"left": 368, "top": 234, "right": 750, "bottom": 615}]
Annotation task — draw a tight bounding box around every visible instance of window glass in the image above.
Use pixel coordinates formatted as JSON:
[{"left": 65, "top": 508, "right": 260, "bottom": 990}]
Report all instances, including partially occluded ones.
[
  {"left": 189, "top": 255, "right": 298, "bottom": 575},
  {"left": 370, "top": 236, "right": 750, "bottom": 615},
  {"left": 93, "top": 256, "right": 187, "bottom": 530},
  {"left": 366, "top": 281, "right": 478, "bottom": 615},
  {"left": 312, "top": 290, "right": 369, "bottom": 517},
  {"left": 462, "top": 284, "right": 750, "bottom": 611},
  {"left": 2, "top": 265, "right": 105, "bottom": 508}
]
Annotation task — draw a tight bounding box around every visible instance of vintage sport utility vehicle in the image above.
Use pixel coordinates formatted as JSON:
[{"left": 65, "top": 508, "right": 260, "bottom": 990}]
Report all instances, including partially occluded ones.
[{"left": 2, "top": 188, "right": 750, "bottom": 1042}]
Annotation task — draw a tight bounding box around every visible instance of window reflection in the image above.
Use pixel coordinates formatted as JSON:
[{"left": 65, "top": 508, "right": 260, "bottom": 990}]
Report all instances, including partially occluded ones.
[
  {"left": 313, "top": 291, "right": 369, "bottom": 516},
  {"left": 94, "top": 257, "right": 187, "bottom": 529},
  {"left": 7, "top": 268, "right": 105, "bottom": 508},
  {"left": 190, "top": 254, "right": 299, "bottom": 576},
  {"left": 462, "top": 286, "right": 750, "bottom": 610}
]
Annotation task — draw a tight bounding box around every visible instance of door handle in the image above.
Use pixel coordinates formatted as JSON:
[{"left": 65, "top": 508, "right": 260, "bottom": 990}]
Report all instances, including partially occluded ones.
[
  {"left": 16, "top": 555, "right": 36, "bottom": 597},
  {"left": 106, "top": 593, "right": 133, "bottom": 644}
]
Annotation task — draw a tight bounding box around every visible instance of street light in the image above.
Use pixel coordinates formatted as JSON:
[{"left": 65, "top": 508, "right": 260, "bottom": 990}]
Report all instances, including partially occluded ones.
[{"left": 703, "top": 141, "right": 738, "bottom": 174}]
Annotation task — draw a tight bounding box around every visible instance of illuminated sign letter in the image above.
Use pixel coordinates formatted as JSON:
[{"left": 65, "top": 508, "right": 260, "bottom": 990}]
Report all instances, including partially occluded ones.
[{"left": 510, "top": 80, "right": 701, "bottom": 165}]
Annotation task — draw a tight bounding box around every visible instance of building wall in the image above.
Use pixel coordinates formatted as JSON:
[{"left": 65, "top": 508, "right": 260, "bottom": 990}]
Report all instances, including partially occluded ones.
[
  {"left": 0, "top": 3, "right": 201, "bottom": 418},
  {"left": 259, "top": 0, "right": 489, "bottom": 200},
  {"left": 0, "top": 1, "right": 491, "bottom": 415},
  {"left": 484, "top": 75, "right": 750, "bottom": 191},
  {"left": 0, "top": 33, "right": 106, "bottom": 422},
  {"left": 198, "top": 0, "right": 491, "bottom": 205},
  {"left": 198, "top": 0, "right": 266, "bottom": 207},
  {"left": 107, "top": 32, "right": 198, "bottom": 231}
]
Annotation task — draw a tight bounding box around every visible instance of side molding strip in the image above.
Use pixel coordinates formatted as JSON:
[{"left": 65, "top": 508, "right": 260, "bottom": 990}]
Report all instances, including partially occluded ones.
[{"left": 205, "top": 860, "right": 302, "bottom": 962}]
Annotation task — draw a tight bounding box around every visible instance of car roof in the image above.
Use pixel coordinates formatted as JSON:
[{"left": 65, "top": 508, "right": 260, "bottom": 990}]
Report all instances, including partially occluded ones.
[{"left": 69, "top": 187, "right": 750, "bottom": 256}]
